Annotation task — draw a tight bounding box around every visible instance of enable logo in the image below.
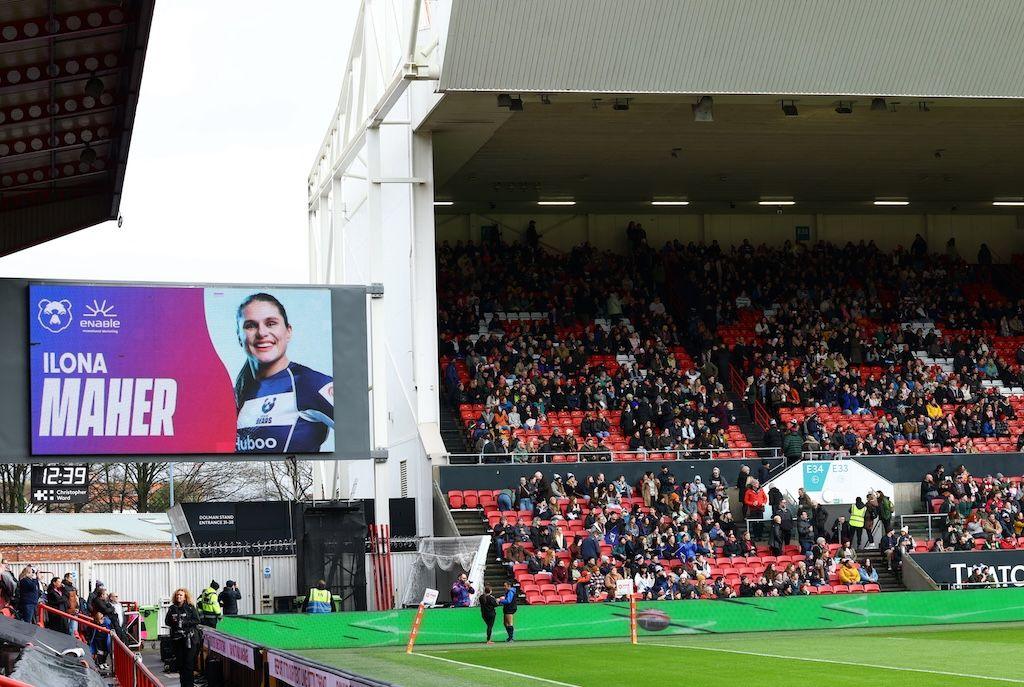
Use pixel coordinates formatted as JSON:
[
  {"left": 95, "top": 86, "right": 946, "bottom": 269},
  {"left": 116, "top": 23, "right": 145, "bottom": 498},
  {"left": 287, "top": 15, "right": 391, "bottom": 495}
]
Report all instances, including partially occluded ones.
[{"left": 81, "top": 299, "right": 120, "bottom": 333}]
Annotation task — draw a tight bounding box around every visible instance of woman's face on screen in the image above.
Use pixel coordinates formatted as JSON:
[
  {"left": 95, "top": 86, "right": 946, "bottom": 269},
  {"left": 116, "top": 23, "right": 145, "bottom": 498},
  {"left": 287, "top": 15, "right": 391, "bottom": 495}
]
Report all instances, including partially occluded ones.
[{"left": 240, "top": 300, "right": 292, "bottom": 368}]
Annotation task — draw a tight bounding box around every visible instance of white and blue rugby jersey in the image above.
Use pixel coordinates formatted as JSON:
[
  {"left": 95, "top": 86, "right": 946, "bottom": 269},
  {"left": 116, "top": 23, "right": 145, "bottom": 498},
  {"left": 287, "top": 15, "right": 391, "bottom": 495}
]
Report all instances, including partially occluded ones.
[{"left": 236, "top": 363, "right": 334, "bottom": 453}]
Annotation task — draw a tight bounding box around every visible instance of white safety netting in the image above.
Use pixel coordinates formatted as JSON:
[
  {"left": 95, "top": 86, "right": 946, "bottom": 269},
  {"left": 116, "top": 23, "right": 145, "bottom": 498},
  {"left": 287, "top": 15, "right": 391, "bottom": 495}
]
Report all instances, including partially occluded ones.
[{"left": 399, "top": 536, "right": 489, "bottom": 608}]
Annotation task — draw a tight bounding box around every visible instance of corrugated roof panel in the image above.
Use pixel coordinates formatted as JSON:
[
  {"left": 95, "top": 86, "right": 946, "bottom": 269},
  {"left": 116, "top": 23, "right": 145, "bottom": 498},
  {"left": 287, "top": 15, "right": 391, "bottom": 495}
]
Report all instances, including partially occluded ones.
[
  {"left": 0, "top": 513, "right": 170, "bottom": 545},
  {"left": 440, "top": 0, "right": 1024, "bottom": 97}
]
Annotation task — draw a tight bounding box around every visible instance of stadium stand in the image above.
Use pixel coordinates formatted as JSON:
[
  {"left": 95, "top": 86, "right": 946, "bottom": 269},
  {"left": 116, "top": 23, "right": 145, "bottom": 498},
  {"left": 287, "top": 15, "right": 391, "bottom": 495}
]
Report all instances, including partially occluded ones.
[
  {"left": 438, "top": 239, "right": 757, "bottom": 464},
  {"left": 448, "top": 465, "right": 885, "bottom": 604},
  {"left": 440, "top": 235, "right": 1024, "bottom": 464},
  {"left": 435, "top": 231, "right": 1024, "bottom": 604}
]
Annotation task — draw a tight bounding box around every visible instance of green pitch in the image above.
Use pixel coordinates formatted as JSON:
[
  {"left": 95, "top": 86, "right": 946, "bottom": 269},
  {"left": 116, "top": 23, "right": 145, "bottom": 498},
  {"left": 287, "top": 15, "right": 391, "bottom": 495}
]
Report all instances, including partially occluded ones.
[{"left": 296, "top": 623, "right": 1024, "bottom": 687}]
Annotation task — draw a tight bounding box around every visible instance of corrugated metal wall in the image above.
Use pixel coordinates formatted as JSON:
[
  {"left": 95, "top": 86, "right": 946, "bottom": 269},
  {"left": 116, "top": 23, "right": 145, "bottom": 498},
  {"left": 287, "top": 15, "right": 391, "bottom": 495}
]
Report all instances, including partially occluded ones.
[
  {"left": 441, "top": 0, "right": 1024, "bottom": 97},
  {"left": 364, "top": 552, "right": 421, "bottom": 611},
  {"left": 11, "top": 561, "right": 83, "bottom": 586},
  {"left": 12, "top": 556, "right": 298, "bottom": 616}
]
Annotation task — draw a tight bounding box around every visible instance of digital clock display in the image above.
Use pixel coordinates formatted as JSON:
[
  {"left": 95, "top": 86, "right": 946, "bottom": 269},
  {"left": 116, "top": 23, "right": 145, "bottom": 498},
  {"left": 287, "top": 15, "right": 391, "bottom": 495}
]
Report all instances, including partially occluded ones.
[
  {"left": 30, "top": 464, "right": 89, "bottom": 504},
  {"left": 39, "top": 465, "right": 87, "bottom": 485}
]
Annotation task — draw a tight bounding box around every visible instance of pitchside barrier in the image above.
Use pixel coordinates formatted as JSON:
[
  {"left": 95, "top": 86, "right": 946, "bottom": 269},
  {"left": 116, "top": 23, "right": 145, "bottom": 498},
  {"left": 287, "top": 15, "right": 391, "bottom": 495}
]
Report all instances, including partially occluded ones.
[{"left": 211, "top": 589, "right": 1024, "bottom": 657}]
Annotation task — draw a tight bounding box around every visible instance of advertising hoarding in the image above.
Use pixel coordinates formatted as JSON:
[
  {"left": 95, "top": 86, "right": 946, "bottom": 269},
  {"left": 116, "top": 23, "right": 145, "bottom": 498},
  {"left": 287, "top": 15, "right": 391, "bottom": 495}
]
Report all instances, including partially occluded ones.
[
  {"left": 909, "top": 550, "right": 1024, "bottom": 587},
  {"left": 30, "top": 284, "right": 335, "bottom": 455},
  {"left": 0, "top": 279, "right": 370, "bottom": 462}
]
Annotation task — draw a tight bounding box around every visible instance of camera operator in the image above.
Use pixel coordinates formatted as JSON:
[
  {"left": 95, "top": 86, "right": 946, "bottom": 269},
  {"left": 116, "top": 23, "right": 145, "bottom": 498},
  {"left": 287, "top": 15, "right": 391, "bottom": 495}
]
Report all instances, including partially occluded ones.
[{"left": 164, "top": 588, "right": 201, "bottom": 687}]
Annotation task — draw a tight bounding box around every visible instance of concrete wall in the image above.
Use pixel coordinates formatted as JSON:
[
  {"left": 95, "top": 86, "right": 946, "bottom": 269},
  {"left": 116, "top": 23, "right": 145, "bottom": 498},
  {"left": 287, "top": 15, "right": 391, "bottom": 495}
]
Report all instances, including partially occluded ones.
[{"left": 436, "top": 212, "right": 1024, "bottom": 262}]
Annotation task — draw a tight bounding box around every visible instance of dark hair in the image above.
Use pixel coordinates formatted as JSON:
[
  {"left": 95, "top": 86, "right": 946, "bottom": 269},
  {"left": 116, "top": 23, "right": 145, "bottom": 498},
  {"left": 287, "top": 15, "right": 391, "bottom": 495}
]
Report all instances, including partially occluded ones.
[
  {"left": 234, "top": 293, "right": 291, "bottom": 409},
  {"left": 483, "top": 586, "right": 492, "bottom": 594}
]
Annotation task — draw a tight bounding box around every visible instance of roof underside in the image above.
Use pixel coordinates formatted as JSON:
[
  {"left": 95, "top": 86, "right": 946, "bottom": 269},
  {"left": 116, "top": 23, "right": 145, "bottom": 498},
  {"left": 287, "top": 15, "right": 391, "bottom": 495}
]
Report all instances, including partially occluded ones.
[
  {"left": 441, "top": 0, "right": 1024, "bottom": 98},
  {"left": 0, "top": 0, "right": 154, "bottom": 256},
  {"left": 424, "top": 92, "right": 1024, "bottom": 215}
]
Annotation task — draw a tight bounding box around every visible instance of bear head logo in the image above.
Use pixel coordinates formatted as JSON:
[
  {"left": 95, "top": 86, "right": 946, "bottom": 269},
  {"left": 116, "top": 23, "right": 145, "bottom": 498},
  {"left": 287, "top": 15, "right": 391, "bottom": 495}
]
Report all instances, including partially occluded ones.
[{"left": 37, "top": 299, "right": 73, "bottom": 333}]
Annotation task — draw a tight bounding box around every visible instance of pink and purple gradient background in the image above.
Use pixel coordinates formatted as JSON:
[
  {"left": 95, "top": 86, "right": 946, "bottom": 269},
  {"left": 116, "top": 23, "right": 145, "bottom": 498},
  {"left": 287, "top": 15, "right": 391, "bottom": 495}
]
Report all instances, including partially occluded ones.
[{"left": 30, "top": 285, "right": 237, "bottom": 454}]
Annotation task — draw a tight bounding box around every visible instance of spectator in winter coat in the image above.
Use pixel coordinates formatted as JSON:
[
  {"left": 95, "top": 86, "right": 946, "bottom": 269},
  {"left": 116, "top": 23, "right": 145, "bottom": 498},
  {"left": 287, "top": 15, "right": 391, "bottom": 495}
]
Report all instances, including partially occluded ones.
[
  {"left": 16, "top": 567, "right": 40, "bottom": 624},
  {"left": 218, "top": 581, "right": 242, "bottom": 616},
  {"left": 743, "top": 480, "right": 767, "bottom": 519},
  {"left": 44, "top": 577, "right": 68, "bottom": 634}
]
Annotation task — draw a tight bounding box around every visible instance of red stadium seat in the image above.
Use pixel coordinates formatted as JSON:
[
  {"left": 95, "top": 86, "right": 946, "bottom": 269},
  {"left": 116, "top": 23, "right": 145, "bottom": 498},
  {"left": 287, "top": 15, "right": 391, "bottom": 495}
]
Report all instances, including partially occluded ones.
[
  {"left": 864, "top": 583, "right": 880, "bottom": 593},
  {"left": 448, "top": 491, "right": 464, "bottom": 509},
  {"left": 463, "top": 491, "right": 479, "bottom": 509}
]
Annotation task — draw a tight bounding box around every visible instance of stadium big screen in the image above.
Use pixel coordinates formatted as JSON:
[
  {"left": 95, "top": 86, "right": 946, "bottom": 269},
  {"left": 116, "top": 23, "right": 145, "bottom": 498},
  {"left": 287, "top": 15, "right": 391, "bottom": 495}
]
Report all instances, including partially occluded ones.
[{"left": 0, "top": 280, "right": 371, "bottom": 461}]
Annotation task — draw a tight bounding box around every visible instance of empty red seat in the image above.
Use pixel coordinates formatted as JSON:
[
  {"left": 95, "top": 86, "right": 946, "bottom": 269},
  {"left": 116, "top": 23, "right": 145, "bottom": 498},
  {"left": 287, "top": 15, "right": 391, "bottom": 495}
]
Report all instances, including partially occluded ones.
[
  {"left": 463, "top": 491, "right": 479, "bottom": 508},
  {"left": 448, "top": 491, "right": 464, "bottom": 509},
  {"left": 864, "top": 583, "right": 880, "bottom": 593}
]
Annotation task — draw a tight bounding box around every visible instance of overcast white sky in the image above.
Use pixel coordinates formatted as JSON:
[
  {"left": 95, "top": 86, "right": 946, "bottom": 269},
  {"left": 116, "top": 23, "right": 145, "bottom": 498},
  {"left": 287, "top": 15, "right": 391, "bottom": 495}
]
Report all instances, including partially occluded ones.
[{"left": 0, "top": 1, "right": 359, "bottom": 283}]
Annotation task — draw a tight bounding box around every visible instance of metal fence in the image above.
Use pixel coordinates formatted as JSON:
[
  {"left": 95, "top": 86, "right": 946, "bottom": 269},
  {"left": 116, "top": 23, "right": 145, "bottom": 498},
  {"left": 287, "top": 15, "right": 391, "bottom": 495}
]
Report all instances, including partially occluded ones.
[{"left": 445, "top": 446, "right": 781, "bottom": 465}]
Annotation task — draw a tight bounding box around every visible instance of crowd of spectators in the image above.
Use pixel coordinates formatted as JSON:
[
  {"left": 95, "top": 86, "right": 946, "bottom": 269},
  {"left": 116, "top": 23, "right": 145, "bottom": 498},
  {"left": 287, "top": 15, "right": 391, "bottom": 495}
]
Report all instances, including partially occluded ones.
[
  {"left": 0, "top": 562, "right": 130, "bottom": 669},
  {"left": 439, "top": 237, "right": 751, "bottom": 460},
  {"left": 707, "top": 240, "right": 1024, "bottom": 456},
  {"left": 920, "top": 466, "right": 1024, "bottom": 553},
  {"left": 439, "top": 229, "right": 1024, "bottom": 464},
  {"left": 476, "top": 463, "right": 892, "bottom": 603}
]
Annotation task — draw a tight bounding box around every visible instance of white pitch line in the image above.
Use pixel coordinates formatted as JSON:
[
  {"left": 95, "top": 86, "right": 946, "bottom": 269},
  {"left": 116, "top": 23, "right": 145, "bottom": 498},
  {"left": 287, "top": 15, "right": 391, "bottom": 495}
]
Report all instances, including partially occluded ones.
[
  {"left": 646, "top": 642, "right": 1024, "bottom": 684},
  {"left": 412, "top": 651, "right": 582, "bottom": 687}
]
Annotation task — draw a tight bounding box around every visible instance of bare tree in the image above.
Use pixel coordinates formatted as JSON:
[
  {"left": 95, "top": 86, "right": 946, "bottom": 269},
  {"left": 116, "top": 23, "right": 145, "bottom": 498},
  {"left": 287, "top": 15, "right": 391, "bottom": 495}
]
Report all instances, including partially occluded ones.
[
  {"left": 265, "top": 459, "right": 312, "bottom": 501},
  {"left": 0, "top": 465, "right": 29, "bottom": 512}
]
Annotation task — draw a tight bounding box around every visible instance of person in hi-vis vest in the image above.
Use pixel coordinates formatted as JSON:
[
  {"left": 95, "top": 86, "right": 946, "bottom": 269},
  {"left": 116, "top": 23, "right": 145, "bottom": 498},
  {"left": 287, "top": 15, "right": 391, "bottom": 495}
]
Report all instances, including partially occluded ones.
[
  {"left": 197, "top": 580, "right": 223, "bottom": 628},
  {"left": 305, "top": 580, "right": 332, "bottom": 613},
  {"left": 849, "top": 497, "right": 867, "bottom": 549}
]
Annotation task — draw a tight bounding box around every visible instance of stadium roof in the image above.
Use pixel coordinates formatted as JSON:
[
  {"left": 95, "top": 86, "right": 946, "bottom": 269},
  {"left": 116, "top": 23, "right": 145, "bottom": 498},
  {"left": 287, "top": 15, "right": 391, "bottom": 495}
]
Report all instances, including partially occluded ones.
[
  {"left": 0, "top": 0, "right": 155, "bottom": 256},
  {"left": 0, "top": 512, "right": 170, "bottom": 546},
  {"left": 441, "top": 0, "right": 1024, "bottom": 98}
]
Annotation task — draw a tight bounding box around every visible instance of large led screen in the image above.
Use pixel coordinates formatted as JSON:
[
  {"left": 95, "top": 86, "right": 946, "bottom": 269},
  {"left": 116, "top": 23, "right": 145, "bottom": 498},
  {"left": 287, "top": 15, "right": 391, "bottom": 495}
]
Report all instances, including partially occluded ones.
[{"left": 30, "top": 284, "right": 335, "bottom": 455}]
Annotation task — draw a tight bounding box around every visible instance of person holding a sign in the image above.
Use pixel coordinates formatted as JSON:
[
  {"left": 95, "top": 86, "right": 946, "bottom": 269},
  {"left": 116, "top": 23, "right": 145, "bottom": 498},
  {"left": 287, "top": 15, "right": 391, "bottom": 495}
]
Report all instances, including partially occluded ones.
[
  {"left": 479, "top": 587, "right": 498, "bottom": 644},
  {"left": 497, "top": 581, "right": 517, "bottom": 642}
]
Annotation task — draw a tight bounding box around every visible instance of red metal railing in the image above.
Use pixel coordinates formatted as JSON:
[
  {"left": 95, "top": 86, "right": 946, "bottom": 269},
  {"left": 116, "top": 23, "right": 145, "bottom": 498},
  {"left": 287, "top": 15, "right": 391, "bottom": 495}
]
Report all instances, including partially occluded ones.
[
  {"left": 728, "top": 363, "right": 745, "bottom": 396},
  {"left": 753, "top": 400, "right": 772, "bottom": 431},
  {"left": 369, "top": 524, "right": 395, "bottom": 610},
  {"left": 37, "top": 604, "right": 163, "bottom": 687}
]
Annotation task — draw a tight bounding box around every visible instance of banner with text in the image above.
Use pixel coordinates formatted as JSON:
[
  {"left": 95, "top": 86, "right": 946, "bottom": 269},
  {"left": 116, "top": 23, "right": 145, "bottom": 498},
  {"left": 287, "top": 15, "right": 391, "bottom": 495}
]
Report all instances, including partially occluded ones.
[
  {"left": 765, "top": 459, "right": 893, "bottom": 505},
  {"left": 909, "top": 550, "right": 1024, "bottom": 587}
]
